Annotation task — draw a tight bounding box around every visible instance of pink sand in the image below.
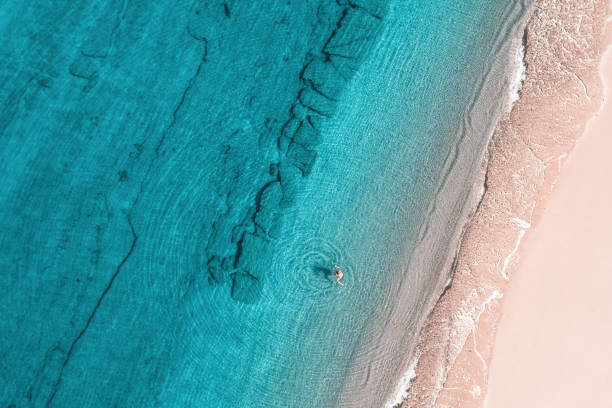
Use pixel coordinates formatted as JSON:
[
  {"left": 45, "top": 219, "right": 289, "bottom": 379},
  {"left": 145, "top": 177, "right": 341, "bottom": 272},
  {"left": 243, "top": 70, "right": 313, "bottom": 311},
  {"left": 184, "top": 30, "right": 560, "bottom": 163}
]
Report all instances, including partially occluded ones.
[
  {"left": 399, "top": 3, "right": 611, "bottom": 407},
  {"left": 484, "top": 44, "right": 612, "bottom": 408}
]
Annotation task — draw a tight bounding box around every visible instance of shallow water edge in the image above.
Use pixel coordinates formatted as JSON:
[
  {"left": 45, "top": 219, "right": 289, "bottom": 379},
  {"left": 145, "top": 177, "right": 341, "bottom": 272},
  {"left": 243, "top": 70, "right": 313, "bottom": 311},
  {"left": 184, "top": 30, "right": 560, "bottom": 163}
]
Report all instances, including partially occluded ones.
[{"left": 399, "top": 1, "right": 612, "bottom": 406}]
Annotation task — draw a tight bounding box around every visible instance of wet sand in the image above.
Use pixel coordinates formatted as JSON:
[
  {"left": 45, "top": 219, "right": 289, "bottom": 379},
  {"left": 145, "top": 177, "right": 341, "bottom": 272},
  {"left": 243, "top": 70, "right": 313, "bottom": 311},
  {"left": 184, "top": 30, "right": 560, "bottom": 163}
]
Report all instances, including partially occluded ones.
[
  {"left": 398, "top": 1, "right": 612, "bottom": 407},
  {"left": 484, "top": 39, "right": 612, "bottom": 408}
]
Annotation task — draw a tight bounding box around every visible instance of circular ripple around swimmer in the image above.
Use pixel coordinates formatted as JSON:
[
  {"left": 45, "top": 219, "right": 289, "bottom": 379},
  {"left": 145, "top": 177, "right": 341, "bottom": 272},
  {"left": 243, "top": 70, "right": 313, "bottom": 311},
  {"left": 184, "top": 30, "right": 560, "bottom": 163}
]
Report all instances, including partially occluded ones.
[{"left": 263, "top": 236, "right": 355, "bottom": 310}]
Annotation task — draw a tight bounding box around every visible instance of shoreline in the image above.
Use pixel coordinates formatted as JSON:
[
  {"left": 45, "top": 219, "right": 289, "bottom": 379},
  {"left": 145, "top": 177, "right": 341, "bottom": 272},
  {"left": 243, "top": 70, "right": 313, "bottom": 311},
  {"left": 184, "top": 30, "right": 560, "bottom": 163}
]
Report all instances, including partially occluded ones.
[
  {"left": 484, "top": 39, "right": 612, "bottom": 407},
  {"left": 396, "top": 0, "right": 612, "bottom": 407},
  {"left": 381, "top": 3, "right": 535, "bottom": 407},
  {"left": 323, "top": 2, "right": 539, "bottom": 407},
  {"left": 385, "top": 27, "right": 531, "bottom": 408}
]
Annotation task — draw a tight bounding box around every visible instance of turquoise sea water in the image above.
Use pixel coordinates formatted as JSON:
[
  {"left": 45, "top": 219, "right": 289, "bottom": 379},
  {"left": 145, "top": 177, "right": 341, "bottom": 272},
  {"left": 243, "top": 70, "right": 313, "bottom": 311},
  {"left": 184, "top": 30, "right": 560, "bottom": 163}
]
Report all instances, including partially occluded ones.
[{"left": 0, "top": 1, "right": 530, "bottom": 407}]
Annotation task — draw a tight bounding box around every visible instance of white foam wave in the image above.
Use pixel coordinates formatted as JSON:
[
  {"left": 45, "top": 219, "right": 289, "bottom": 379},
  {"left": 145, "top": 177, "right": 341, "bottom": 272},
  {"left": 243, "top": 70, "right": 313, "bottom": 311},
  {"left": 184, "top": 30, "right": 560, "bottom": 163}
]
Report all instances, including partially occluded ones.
[
  {"left": 507, "top": 41, "right": 527, "bottom": 111},
  {"left": 385, "top": 358, "right": 418, "bottom": 408},
  {"left": 511, "top": 217, "right": 531, "bottom": 229},
  {"left": 501, "top": 229, "right": 525, "bottom": 280}
]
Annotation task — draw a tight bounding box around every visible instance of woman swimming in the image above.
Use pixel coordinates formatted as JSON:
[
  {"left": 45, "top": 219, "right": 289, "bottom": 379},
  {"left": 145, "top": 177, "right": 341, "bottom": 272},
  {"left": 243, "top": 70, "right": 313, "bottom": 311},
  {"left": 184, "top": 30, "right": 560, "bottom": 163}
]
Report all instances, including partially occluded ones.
[{"left": 333, "top": 265, "right": 344, "bottom": 286}]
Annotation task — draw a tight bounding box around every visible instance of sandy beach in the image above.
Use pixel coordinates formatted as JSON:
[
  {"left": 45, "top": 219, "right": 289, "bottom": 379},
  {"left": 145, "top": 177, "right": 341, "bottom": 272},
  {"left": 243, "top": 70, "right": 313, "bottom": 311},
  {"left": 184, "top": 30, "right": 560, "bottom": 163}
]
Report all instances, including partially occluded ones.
[
  {"left": 484, "top": 39, "right": 612, "bottom": 408},
  {"left": 398, "top": 1, "right": 612, "bottom": 407}
]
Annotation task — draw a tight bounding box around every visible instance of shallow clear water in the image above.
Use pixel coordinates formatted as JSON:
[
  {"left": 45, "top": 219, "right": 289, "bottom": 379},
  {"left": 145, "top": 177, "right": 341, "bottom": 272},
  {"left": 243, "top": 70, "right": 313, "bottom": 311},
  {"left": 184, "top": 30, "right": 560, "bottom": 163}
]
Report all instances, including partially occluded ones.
[{"left": 0, "top": 1, "right": 529, "bottom": 407}]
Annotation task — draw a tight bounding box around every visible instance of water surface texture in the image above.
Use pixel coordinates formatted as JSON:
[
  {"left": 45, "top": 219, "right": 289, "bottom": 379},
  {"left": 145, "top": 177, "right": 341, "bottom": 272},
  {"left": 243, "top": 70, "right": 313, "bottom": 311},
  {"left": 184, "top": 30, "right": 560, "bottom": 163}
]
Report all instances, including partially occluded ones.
[{"left": 0, "top": 0, "right": 530, "bottom": 407}]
